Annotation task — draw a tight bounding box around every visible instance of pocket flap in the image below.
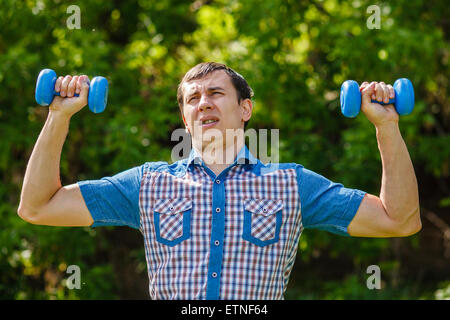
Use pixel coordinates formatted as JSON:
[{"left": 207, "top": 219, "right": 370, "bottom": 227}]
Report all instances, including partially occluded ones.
[
  {"left": 154, "top": 198, "right": 192, "bottom": 215},
  {"left": 244, "top": 199, "right": 283, "bottom": 216}
]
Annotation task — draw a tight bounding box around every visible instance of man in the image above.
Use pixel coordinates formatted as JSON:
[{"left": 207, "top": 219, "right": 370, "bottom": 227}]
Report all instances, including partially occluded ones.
[{"left": 18, "top": 62, "right": 421, "bottom": 299}]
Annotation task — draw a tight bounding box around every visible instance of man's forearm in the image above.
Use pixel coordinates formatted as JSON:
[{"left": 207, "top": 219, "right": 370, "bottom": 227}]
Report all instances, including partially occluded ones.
[
  {"left": 376, "top": 122, "right": 420, "bottom": 225},
  {"left": 19, "top": 112, "right": 70, "bottom": 213}
]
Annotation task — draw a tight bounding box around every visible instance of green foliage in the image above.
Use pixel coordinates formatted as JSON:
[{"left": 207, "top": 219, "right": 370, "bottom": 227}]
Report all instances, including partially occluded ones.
[
  {"left": 0, "top": 0, "right": 448, "bottom": 299},
  {"left": 434, "top": 282, "right": 450, "bottom": 300}
]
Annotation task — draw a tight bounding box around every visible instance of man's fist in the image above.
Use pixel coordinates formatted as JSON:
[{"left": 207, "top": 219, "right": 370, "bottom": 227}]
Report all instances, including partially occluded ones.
[
  {"left": 360, "top": 81, "right": 399, "bottom": 127},
  {"left": 49, "top": 75, "right": 90, "bottom": 118}
]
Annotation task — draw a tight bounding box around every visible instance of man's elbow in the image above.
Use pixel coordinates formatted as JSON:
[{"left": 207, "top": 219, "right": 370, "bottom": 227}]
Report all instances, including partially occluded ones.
[
  {"left": 17, "top": 205, "right": 40, "bottom": 225},
  {"left": 397, "top": 207, "right": 422, "bottom": 237}
]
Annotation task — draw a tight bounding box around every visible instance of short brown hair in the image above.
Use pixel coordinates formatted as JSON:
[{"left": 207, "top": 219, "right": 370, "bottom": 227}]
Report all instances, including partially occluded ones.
[{"left": 177, "top": 62, "right": 254, "bottom": 128}]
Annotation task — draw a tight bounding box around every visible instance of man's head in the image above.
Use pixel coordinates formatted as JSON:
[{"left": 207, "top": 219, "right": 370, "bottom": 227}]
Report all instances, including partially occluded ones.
[{"left": 177, "top": 62, "right": 254, "bottom": 149}]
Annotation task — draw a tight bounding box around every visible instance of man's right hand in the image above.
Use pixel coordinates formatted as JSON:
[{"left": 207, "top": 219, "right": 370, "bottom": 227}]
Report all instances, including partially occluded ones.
[
  {"left": 49, "top": 74, "right": 90, "bottom": 118},
  {"left": 18, "top": 73, "right": 95, "bottom": 227}
]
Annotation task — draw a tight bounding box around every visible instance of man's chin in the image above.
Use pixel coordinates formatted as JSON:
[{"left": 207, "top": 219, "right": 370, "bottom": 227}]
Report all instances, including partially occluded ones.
[{"left": 192, "top": 127, "right": 223, "bottom": 139}]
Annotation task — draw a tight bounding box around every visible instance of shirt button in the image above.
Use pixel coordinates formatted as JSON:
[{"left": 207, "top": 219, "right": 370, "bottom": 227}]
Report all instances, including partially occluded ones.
[
  {"left": 214, "top": 240, "right": 220, "bottom": 246},
  {"left": 215, "top": 179, "right": 220, "bottom": 184},
  {"left": 212, "top": 272, "right": 217, "bottom": 278},
  {"left": 215, "top": 208, "right": 221, "bottom": 213}
]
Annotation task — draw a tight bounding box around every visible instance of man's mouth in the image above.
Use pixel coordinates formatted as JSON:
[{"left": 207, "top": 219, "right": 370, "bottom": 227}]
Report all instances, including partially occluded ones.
[
  {"left": 202, "top": 119, "right": 218, "bottom": 125},
  {"left": 200, "top": 118, "right": 219, "bottom": 127}
]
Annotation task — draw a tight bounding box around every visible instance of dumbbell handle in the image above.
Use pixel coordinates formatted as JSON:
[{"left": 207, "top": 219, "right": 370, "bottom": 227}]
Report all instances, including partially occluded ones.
[
  {"left": 53, "top": 91, "right": 80, "bottom": 97},
  {"left": 371, "top": 97, "right": 395, "bottom": 105}
]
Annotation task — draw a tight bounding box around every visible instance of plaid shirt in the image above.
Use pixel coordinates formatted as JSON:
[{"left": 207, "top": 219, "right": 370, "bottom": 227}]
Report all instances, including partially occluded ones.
[{"left": 79, "top": 145, "right": 365, "bottom": 299}]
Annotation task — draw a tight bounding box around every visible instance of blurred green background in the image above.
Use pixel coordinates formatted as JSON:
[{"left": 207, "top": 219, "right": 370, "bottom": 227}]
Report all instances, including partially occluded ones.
[{"left": 0, "top": 0, "right": 449, "bottom": 299}]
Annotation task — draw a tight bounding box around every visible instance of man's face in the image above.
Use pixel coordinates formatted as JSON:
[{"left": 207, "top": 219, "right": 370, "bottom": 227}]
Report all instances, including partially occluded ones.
[{"left": 181, "top": 70, "right": 252, "bottom": 149}]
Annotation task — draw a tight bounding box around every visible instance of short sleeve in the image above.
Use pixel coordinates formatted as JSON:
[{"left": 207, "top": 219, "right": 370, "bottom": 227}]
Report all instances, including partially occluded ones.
[
  {"left": 77, "top": 164, "right": 146, "bottom": 229},
  {"left": 296, "top": 165, "right": 366, "bottom": 236}
]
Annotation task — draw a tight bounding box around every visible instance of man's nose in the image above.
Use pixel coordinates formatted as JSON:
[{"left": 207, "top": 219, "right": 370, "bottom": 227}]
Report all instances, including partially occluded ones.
[{"left": 197, "top": 94, "right": 214, "bottom": 112}]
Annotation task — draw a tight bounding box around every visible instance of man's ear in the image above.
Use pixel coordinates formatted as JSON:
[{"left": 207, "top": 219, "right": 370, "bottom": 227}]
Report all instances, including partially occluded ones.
[{"left": 241, "top": 98, "right": 253, "bottom": 122}]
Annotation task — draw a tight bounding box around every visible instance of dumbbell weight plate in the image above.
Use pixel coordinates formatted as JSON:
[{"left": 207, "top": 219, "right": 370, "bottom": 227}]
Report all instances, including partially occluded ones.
[
  {"left": 88, "top": 76, "right": 108, "bottom": 113},
  {"left": 393, "top": 78, "right": 414, "bottom": 116},
  {"left": 340, "top": 80, "right": 361, "bottom": 118},
  {"left": 35, "top": 69, "right": 57, "bottom": 106}
]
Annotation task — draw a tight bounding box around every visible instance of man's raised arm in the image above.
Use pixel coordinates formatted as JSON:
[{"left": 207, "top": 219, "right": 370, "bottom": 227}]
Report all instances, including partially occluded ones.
[
  {"left": 347, "top": 81, "right": 421, "bottom": 237},
  {"left": 18, "top": 75, "right": 94, "bottom": 227}
]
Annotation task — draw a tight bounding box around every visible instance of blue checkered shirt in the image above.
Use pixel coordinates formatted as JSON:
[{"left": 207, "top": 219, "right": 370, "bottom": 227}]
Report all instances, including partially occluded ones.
[{"left": 78, "top": 145, "right": 365, "bottom": 299}]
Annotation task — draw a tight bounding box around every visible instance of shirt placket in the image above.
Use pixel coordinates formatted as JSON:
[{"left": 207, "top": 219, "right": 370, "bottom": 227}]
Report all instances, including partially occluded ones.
[{"left": 205, "top": 176, "right": 226, "bottom": 299}]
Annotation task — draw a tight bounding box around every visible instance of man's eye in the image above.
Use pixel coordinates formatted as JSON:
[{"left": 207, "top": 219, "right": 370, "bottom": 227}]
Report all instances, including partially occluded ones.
[{"left": 188, "top": 97, "right": 198, "bottom": 102}]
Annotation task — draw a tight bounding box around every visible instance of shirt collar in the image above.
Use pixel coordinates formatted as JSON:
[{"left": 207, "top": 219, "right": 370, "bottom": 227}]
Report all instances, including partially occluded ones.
[
  {"left": 235, "top": 144, "right": 258, "bottom": 165},
  {"left": 186, "top": 144, "right": 258, "bottom": 169}
]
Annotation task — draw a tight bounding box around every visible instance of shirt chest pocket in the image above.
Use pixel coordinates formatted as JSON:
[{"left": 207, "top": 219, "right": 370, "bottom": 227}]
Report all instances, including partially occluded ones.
[
  {"left": 153, "top": 198, "right": 192, "bottom": 247},
  {"left": 242, "top": 199, "right": 283, "bottom": 247}
]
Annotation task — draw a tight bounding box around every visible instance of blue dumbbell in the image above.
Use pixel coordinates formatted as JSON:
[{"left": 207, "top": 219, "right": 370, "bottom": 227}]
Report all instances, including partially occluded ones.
[
  {"left": 35, "top": 68, "right": 108, "bottom": 113},
  {"left": 340, "top": 78, "right": 414, "bottom": 118}
]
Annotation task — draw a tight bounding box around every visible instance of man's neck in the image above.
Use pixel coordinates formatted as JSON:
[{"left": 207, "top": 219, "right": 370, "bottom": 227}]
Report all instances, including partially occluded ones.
[{"left": 193, "top": 138, "right": 245, "bottom": 177}]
